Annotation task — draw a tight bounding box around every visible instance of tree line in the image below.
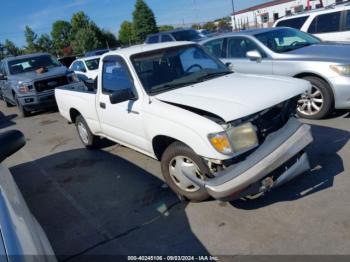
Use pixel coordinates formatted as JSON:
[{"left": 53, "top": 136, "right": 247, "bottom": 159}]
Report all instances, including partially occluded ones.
[
  {"left": 0, "top": 10, "right": 118, "bottom": 60},
  {"left": 0, "top": 0, "right": 231, "bottom": 59}
]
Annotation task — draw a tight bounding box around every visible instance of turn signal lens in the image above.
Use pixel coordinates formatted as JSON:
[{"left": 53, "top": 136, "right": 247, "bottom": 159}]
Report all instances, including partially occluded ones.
[{"left": 208, "top": 132, "right": 233, "bottom": 154}]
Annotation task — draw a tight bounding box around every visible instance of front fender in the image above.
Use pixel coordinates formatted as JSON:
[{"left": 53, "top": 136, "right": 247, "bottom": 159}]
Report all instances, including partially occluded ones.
[{"left": 143, "top": 100, "right": 231, "bottom": 160}]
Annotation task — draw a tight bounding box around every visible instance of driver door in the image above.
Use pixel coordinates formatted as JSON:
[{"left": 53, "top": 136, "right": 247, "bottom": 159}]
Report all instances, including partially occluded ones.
[
  {"left": 97, "top": 55, "right": 149, "bottom": 152},
  {"left": 221, "top": 36, "right": 273, "bottom": 75}
]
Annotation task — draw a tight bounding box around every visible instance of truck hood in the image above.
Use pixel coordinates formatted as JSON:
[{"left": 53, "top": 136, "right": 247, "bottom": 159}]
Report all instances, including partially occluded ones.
[
  {"left": 155, "top": 73, "right": 309, "bottom": 122},
  {"left": 9, "top": 66, "right": 70, "bottom": 83},
  {"left": 284, "top": 42, "right": 350, "bottom": 62}
]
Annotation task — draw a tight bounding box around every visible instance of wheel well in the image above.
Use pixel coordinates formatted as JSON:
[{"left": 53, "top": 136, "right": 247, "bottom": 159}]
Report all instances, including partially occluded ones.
[
  {"left": 152, "top": 135, "right": 178, "bottom": 160},
  {"left": 294, "top": 72, "right": 334, "bottom": 101},
  {"left": 69, "top": 108, "right": 81, "bottom": 123}
]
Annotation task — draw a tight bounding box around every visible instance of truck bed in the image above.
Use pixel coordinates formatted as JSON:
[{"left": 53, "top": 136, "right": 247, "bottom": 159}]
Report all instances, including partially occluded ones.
[
  {"left": 55, "top": 81, "right": 101, "bottom": 134},
  {"left": 56, "top": 81, "right": 96, "bottom": 94}
]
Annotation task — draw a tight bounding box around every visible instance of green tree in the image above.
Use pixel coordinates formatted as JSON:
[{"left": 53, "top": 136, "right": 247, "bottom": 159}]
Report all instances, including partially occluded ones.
[
  {"left": 37, "top": 34, "right": 53, "bottom": 53},
  {"left": 132, "top": 0, "right": 158, "bottom": 43},
  {"left": 158, "top": 25, "right": 174, "bottom": 32},
  {"left": 71, "top": 26, "right": 100, "bottom": 55},
  {"left": 71, "top": 11, "right": 91, "bottom": 35},
  {"left": 24, "top": 26, "right": 38, "bottom": 53},
  {"left": 191, "top": 24, "right": 201, "bottom": 30},
  {"left": 217, "top": 19, "right": 231, "bottom": 31},
  {"left": 202, "top": 21, "right": 216, "bottom": 31},
  {"left": 51, "top": 20, "right": 72, "bottom": 56},
  {"left": 3, "top": 39, "right": 22, "bottom": 56},
  {"left": 118, "top": 21, "right": 135, "bottom": 46},
  {"left": 100, "top": 30, "right": 119, "bottom": 49}
]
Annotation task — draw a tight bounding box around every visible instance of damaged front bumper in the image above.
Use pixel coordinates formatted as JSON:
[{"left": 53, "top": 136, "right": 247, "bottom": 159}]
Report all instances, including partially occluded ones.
[{"left": 187, "top": 118, "right": 313, "bottom": 200}]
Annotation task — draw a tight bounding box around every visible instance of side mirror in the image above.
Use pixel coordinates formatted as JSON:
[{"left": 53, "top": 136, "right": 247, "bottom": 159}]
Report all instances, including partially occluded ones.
[
  {"left": 0, "top": 73, "right": 7, "bottom": 80},
  {"left": 225, "top": 62, "right": 234, "bottom": 71},
  {"left": 109, "top": 89, "right": 137, "bottom": 104},
  {"left": 246, "top": 50, "right": 262, "bottom": 62}
]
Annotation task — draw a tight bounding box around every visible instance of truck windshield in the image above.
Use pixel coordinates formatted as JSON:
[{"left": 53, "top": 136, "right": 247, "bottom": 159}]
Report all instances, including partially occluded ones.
[
  {"left": 8, "top": 55, "right": 61, "bottom": 75},
  {"left": 255, "top": 28, "right": 320, "bottom": 53},
  {"left": 131, "top": 45, "right": 231, "bottom": 95},
  {"left": 85, "top": 58, "right": 100, "bottom": 70}
]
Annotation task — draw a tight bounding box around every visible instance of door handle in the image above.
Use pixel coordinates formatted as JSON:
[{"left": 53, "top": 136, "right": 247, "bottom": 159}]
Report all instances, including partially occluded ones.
[{"left": 100, "top": 102, "right": 106, "bottom": 109}]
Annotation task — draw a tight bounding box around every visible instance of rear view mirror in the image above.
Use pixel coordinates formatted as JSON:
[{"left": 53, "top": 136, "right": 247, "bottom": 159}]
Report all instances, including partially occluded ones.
[
  {"left": 246, "top": 50, "right": 262, "bottom": 62},
  {"left": 109, "top": 89, "right": 137, "bottom": 104}
]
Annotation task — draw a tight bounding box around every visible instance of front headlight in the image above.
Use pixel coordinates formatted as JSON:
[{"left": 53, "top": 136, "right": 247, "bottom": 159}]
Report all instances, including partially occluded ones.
[
  {"left": 18, "top": 83, "right": 34, "bottom": 94},
  {"left": 330, "top": 65, "right": 350, "bottom": 76},
  {"left": 209, "top": 122, "right": 259, "bottom": 155},
  {"left": 227, "top": 122, "right": 259, "bottom": 153}
]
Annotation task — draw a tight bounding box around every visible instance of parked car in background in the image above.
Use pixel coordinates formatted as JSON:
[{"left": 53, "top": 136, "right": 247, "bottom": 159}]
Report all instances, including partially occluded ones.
[
  {"left": 70, "top": 56, "right": 101, "bottom": 80},
  {"left": 197, "top": 29, "right": 215, "bottom": 38},
  {"left": 0, "top": 130, "right": 56, "bottom": 260},
  {"left": 145, "top": 29, "right": 205, "bottom": 44},
  {"left": 274, "top": 3, "right": 350, "bottom": 42},
  {"left": 58, "top": 56, "right": 77, "bottom": 68},
  {"left": 0, "top": 53, "right": 78, "bottom": 117},
  {"left": 201, "top": 27, "right": 350, "bottom": 119},
  {"left": 55, "top": 42, "right": 313, "bottom": 202},
  {"left": 85, "top": 49, "right": 110, "bottom": 57}
]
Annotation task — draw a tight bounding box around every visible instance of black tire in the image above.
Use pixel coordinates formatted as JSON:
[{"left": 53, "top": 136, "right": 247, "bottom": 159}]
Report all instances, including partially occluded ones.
[
  {"left": 5, "top": 99, "right": 13, "bottom": 108},
  {"left": 75, "top": 115, "right": 99, "bottom": 149},
  {"left": 15, "top": 96, "right": 30, "bottom": 117},
  {"left": 161, "top": 142, "right": 211, "bottom": 202},
  {"left": 297, "top": 76, "right": 333, "bottom": 120}
]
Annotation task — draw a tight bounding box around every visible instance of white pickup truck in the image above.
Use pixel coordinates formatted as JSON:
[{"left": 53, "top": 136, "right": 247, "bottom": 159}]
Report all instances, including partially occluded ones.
[{"left": 55, "top": 42, "right": 314, "bottom": 202}]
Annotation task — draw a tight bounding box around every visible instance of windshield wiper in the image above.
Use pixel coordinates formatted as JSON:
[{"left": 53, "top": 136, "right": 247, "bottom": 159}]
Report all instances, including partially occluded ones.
[
  {"left": 150, "top": 80, "right": 199, "bottom": 95},
  {"left": 283, "top": 42, "right": 313, "bottom": 52},
  {"left": 196, "top": 71, "right": 232, "bottom": 81}
]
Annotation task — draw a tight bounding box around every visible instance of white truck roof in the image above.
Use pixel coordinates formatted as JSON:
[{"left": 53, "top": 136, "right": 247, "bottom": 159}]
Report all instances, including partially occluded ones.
[{"left": 102, "top": 41, "right": 195, "bottom": 58}]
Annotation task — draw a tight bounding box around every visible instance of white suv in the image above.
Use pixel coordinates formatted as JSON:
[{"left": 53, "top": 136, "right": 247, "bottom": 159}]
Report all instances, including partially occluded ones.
[{"left": 274, "top": 3, "right": 350, "bottom": 42}]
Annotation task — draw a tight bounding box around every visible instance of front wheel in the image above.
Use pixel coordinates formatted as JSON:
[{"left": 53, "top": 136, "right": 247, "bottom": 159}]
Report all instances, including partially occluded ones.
[
  {"left": 297, "top": 76, "right": 333, "bottom": 120},
  {"left": 75, "top": 115, "right": 99, "bottom": 149},
  {"left": 161, "top": 142, "right": 211, "bottom": 202},
  {"left": 15, "top": 96, "right": 30, "bottom": 117}
]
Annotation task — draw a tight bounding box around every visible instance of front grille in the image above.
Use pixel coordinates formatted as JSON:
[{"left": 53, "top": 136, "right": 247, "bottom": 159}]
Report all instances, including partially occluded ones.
[
  {"left": 34, "top": 76, "right": 69, "bottom": 92},
  {"left": 253, "top": 98, "right": 297, "bottom": 141},
  {"left": 229, "top": 97, "right": 298, "bottom": 143}
]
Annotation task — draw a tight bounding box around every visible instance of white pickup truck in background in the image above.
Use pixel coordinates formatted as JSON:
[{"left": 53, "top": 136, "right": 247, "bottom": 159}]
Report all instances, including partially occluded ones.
[{"left": 55, "top": 42, "right": 313, "bottom": 202}]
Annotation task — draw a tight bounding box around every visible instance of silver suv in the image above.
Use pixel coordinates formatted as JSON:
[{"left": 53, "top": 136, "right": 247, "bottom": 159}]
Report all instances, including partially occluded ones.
[{"left": 200, "top": 27, "right": 350, "bottom": 119}]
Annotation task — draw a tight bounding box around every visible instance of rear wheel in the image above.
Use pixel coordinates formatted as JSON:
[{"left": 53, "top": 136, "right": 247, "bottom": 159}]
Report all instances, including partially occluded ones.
[
  {"left": 297, "top": 76, "right": 333, "bottom": 120},
  {"left": 75, "top": 115, "right": 99, "bottom": 149},
  {"left": 161, "top": 142, "right": 211, "bottom": 202}
]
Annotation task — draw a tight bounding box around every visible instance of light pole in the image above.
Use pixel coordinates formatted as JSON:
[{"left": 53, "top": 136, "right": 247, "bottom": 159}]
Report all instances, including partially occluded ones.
[{"left": 231, "top": 0, "right": 237, "bottom": 31}]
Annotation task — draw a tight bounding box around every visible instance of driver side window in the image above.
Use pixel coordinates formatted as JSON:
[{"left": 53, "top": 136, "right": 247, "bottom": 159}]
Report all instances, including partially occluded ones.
[
  {"left": 227, "top": 37, "right": 261, "bottom": 59},
  {"left": 102, "top": 56, "right": 134, "bottom": 94}
]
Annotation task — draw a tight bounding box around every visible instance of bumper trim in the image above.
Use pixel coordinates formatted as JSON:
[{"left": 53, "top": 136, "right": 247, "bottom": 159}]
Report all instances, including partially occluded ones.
[{"left": 185, "top": 118, "right": 313, "bottom": 200}]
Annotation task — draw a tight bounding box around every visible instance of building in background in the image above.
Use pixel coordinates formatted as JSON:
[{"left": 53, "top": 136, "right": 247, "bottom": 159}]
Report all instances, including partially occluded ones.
[{"left": 231, "top": 0, "right": 347, "bottom": 30}]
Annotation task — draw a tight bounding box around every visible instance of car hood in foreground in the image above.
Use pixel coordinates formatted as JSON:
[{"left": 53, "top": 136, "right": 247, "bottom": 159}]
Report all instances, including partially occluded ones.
[
  {"left": 155, "top": 73, "right": 309, "bottom": 122},
  {"left": 284, "top": 42, "right": 350, "bottom": 62}
]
